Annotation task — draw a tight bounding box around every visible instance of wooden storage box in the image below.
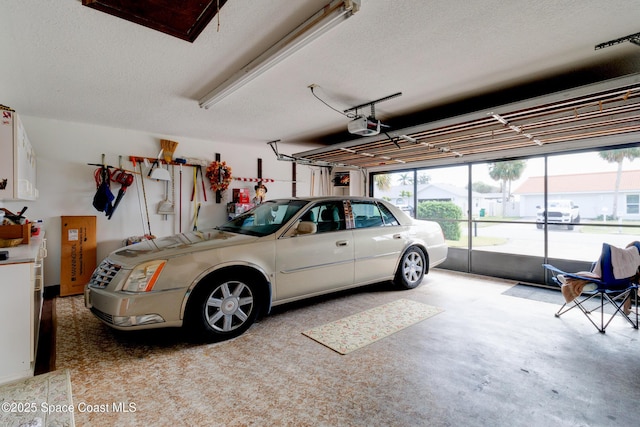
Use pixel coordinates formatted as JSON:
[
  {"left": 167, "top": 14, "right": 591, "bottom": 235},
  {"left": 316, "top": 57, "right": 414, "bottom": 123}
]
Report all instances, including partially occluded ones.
[
  {"left": 0, "top": 223, "right": 30, "bottom": 245},
  {"left": 60, "top": 216, "right": 97, "bottom": 296}
]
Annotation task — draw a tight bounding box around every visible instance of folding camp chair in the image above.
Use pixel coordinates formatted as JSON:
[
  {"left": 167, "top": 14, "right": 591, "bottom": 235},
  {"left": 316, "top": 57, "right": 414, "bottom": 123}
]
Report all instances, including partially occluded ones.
[{"left": 543, "top": 242, "right": 640, "bottom": 333}]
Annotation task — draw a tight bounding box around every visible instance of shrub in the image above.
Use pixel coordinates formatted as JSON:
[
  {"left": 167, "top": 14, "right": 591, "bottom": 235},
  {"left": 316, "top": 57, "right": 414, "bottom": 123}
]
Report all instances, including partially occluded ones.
[{"left": 418, "top": 201, "right": 462, "bottom": 240}]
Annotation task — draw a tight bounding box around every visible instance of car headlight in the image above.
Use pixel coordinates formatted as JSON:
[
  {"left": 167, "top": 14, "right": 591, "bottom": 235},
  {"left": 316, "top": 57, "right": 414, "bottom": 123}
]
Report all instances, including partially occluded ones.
[{"left": 121, "top": 260, "right": 167, "bottom": 293}]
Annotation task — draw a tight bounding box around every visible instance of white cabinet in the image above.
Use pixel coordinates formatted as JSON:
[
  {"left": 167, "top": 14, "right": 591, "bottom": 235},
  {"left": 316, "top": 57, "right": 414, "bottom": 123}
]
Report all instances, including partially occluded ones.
[
  {"left": 0, "top": 235, "right": 46, "bottom": 385},
  {"left": 0, "top": 111, "right": 38, "bottom": 200}
]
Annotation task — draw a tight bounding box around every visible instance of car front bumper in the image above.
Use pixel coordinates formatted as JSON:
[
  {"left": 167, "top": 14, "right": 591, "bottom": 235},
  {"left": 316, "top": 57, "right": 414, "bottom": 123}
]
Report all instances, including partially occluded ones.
[{"left": 85, "top": 285, "right": 185, "bottom": 330}]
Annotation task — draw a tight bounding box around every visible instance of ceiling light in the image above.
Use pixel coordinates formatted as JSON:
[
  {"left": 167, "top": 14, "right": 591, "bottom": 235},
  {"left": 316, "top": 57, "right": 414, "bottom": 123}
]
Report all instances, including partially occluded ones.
[{"left": 199, "top": 0, "right": 360, "bottom": 108}]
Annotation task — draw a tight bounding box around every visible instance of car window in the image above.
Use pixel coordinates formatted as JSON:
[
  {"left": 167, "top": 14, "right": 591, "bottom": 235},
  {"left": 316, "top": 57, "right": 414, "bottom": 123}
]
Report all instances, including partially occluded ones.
[
  {"left": 378, "top": 202, "right": 400, "bottom": 226},
  {"left": 298, "top": 201, "right": 346, "bottom": 234},
  {"left": 217, "top": 200, "right": 306, "bottom": 236},
  {"left": 351, "top": 201, "right": 384, "bottom": 228}
]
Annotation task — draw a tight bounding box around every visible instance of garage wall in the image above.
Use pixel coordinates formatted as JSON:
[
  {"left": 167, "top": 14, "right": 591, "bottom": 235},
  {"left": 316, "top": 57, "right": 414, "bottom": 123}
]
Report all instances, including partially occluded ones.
[{"left": 0, "top": 115, "right": 317, "bottom": 287}]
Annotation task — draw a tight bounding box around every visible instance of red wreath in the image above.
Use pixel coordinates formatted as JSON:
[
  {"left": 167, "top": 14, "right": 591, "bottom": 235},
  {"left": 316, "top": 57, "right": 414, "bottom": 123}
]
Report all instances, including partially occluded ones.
[{"left": 206, "top": 160, "right": 233, "bottom": 192}]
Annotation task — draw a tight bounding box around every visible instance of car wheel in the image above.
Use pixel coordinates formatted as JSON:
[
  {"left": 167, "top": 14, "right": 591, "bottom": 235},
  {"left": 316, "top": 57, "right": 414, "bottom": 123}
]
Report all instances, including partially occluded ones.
[
  {"left": 394, "top": 246, "right": 426, "bottom": 289},
  {"left": 186, "top": 274, "right": 261, "bottom": 342}
]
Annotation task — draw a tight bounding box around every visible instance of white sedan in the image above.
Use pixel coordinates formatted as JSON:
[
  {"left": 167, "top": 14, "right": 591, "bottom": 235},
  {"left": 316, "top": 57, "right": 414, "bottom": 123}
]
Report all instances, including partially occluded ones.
[{"left": 85, "top": 197, "right": 447, "bottom": 341}]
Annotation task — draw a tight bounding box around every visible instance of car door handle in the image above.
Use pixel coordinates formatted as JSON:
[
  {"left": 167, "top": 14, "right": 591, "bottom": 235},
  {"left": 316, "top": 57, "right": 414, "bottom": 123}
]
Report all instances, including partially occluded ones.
[
  {"left": 336, "top": 240, "right": 349, "bottom": 247},
  {"left": 393, "top": 234, "right": 402, "bottom": 239}
]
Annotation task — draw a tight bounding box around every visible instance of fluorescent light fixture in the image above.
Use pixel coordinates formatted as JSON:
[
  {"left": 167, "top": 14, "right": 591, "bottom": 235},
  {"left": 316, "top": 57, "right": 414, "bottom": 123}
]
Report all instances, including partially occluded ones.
[{"left": 199, "top": 0, "right": 360, "bottom": 108}]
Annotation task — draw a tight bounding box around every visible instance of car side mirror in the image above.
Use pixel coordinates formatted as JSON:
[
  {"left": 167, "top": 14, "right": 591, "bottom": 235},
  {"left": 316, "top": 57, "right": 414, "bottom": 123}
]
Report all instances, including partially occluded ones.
[{"left": 296, "top": 221, "right": 317, "bottom": 235}]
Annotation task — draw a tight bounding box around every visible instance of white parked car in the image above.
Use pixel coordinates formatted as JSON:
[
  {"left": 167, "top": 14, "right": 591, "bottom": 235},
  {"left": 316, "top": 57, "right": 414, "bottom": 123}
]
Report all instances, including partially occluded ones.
[
  {"left": 536, "top": 200, "right": 580, "bottom": 230},
  {"left": 85, "top": 197, "right": 448, "bottom": 341}
]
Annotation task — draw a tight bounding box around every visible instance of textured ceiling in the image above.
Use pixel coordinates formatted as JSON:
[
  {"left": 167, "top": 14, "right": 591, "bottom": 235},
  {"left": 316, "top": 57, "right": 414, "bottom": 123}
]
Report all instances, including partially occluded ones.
[{"left": 1, "top": 0, "right": 639, "bottom": 154}]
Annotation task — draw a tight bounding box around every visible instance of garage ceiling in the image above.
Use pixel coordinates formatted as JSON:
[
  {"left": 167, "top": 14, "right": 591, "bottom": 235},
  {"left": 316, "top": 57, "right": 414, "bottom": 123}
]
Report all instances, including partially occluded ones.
[
  {"left": 294, "top": 75, "right": 640, "bottom": 169},
  {"left": 0, "top": 1, "right": 639, "bottom": 164}
]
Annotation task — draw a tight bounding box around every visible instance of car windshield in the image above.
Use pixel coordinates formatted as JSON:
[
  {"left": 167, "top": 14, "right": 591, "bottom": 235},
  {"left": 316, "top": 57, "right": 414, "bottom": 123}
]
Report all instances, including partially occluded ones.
[
  {"left": 549, "top": 201, "right": 570, "bottom": 208},
  {"left": 216, "top": 199, "right": 308, "bottom": 237}
]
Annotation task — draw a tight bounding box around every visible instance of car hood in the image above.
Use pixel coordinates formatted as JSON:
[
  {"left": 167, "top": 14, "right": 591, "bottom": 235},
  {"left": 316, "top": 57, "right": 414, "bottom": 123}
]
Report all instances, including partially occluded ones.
[{"left": 107, "top": 228, "right": 260, "bottom": 266}]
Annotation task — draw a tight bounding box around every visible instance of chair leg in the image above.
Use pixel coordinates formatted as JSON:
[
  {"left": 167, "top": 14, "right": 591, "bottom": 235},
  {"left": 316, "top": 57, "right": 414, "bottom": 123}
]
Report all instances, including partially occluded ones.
[{"left": 555, "top": 291, "right": 638, "bottom": 333}]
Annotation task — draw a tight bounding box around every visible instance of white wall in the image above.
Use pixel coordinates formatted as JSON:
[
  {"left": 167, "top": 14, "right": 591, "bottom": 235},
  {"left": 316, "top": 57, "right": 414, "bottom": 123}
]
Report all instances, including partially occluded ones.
[{"left": 0, "top": 116, "right": 317, "bottom": 287}]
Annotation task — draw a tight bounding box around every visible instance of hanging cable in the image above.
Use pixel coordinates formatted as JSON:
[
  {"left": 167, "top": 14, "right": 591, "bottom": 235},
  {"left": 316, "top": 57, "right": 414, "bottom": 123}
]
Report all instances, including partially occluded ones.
[{"left": 309, "top": 85, "right": 357, "bottom": 118}]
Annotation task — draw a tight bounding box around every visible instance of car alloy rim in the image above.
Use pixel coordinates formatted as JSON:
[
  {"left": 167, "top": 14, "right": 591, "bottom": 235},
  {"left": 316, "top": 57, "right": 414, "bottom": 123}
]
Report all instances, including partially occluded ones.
[
  {"left": 403, "top": 252, "right": 423, "bottom": 283},
  {"left": 205, "top": 280, "right": 254, "bottom": 332}
]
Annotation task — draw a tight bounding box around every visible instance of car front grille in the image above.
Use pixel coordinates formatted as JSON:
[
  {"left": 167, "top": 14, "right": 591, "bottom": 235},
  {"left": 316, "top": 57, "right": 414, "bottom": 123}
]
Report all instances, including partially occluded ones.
[
  {"left": 90, "top": 307, "right": 114, "bottom": 325},
  {"left": 89, "top": 259, "right": 121, "bottom": 289}
]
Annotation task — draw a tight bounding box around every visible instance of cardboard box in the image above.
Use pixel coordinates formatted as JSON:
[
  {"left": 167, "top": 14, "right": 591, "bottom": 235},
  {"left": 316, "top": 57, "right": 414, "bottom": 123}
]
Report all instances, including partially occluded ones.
[
  {"left": 60, "top": 216, "right": 96, "bottom": 296},
  {"left": 0, "top": 223, "right": 30, "bottom": 244}
]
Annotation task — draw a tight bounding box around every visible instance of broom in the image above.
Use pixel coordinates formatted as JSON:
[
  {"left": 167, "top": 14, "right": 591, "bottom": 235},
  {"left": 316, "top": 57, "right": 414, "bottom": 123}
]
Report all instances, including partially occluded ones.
[{"left": 161, "top": 139, "right": 179, "bottom": 163}]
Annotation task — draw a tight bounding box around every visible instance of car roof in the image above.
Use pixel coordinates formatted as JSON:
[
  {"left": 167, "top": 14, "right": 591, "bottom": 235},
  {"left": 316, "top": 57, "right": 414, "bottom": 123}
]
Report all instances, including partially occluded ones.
[{"left": 271, "top": 196, "right": 385, "bottom": 203}]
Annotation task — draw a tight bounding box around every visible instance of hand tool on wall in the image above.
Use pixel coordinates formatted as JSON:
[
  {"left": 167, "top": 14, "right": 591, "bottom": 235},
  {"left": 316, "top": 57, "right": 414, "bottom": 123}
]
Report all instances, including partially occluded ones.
[
  {"left": 108, "top": 169, "right": 134, "bottom": 219},
  {"left": 179, "top": 165, "right": 183, "bottom": 233},
  {"left": 192, "top": 166, "right": 201, "bottom": 231},
  {"left": 148, "top": 149, "right": 171, "bottom": 181},
  {"left": 199, "top": 165, "right": 207, "bottom": 202},
  {"left": 139, "top": 162, "right": 152, "bottom": 236},
  {"left": 157, "top": 164, "right": 175, "bottom": 219}
]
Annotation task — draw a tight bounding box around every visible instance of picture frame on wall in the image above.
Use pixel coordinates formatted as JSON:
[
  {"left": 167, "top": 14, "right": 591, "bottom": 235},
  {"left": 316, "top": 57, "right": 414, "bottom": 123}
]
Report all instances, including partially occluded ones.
[{"left": 333, "top": 172, "right": 350, "bottom": 187}]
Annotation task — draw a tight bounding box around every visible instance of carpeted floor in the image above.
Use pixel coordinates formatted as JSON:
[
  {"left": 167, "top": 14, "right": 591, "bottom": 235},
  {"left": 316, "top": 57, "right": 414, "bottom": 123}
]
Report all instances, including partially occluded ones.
[
  {"left": 53, "top": 271, "right": 640, "bottom": 426},
  {"left": 56, "top": 289, "right": 447, "bottom": 426}
]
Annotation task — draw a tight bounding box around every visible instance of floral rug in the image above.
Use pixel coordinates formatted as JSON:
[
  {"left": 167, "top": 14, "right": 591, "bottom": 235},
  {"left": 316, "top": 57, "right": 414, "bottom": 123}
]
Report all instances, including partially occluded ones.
[
  {"left": 302, "top": 299, "right": 443, "bottom": 354},
  {"left": 0, "top": 369, "right": 74, "bottom": 427}
]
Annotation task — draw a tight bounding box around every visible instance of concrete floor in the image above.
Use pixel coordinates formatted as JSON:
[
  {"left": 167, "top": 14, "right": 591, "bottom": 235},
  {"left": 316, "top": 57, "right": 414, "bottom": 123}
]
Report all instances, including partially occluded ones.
[
  {"left": 48, "top": 269, "right": 640, "bottom": 426},
  {"left": 262, "top": 269, "right": 640, "bottom": 426}
]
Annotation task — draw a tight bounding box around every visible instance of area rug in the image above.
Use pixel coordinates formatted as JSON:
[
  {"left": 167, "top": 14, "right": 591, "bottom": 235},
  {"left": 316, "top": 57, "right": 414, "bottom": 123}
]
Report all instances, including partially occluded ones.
[
  {"left": 0, "top": 369, "right": 74, "bottom": 427},
  {"left": 302, "top": 299, "right": 443, "bottom": 354}
]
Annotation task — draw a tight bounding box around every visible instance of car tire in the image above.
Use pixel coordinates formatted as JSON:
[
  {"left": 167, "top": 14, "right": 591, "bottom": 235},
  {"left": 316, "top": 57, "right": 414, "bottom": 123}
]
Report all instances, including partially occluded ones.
[
  {"left": 186, "top": 273, "right": 261, "bottom": 342},
  {"left": 394, "top": 246, "right": 426, "bottom": 290}
]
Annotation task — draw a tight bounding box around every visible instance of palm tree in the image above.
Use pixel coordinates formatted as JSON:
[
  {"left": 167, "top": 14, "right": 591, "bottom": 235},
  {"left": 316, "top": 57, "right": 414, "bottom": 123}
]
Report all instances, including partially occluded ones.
[
  {"left": 398, "top": 173, "right": 413, "bottom": 186},
  {"left": 374, "top": 174, "right": 391, "bottom": 191},
  {"left": 598, "top": 148, "right": 640, "bottom": 219},
  {"left": 488, "top": 160, "right": 527, "bottom": 216},
  {"left": 417, "top": 173, "right": 431, "bottom": 185}
]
